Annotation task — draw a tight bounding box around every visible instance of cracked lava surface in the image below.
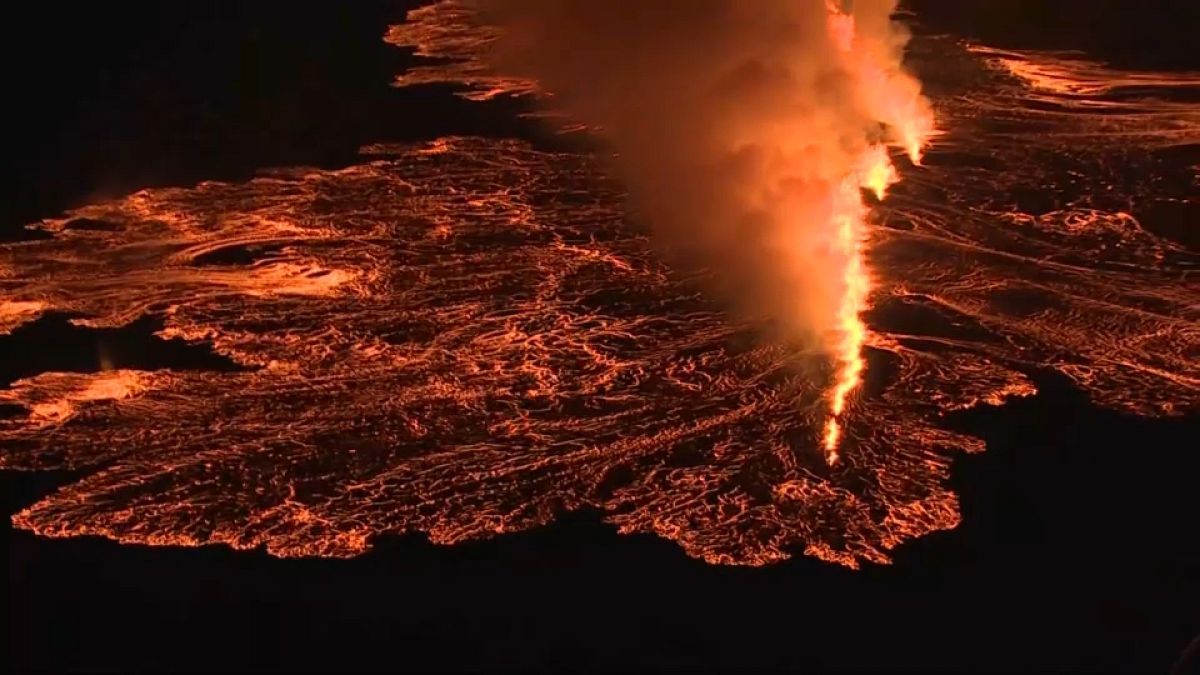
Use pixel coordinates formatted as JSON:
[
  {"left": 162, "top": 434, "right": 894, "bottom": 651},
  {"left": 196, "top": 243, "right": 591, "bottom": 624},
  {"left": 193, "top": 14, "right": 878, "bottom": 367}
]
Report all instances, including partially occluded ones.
[{"left": 1, "top": 4, "right": 1196, "bottom": 567}]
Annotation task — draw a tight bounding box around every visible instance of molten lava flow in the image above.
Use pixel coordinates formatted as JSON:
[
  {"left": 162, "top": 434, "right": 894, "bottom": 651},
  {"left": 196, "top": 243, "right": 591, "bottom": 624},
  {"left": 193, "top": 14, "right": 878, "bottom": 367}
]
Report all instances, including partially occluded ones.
[
  {"left": 2, "top": 3, "right": 1194, "bottom": 571},
  {"left": 819, "top": 1, "right": 930, "bottom": 463}
]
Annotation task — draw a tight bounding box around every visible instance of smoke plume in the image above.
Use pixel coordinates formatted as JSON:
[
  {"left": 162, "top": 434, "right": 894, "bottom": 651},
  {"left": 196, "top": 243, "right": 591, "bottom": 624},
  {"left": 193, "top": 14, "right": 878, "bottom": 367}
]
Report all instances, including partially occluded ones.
[{"left": 472, "top": 0, "right": 934, "bottom": 457}]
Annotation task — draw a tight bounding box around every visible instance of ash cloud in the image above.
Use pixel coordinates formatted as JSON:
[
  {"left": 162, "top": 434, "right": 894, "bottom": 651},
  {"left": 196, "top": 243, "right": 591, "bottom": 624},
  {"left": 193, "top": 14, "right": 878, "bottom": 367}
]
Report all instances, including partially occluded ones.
[{"left": 471, "top": 0, "right": 931, "bottom": 349}]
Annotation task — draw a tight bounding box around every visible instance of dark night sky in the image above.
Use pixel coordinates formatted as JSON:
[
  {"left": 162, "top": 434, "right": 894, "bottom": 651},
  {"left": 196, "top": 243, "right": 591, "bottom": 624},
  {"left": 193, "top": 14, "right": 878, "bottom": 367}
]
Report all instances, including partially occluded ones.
[
  {"left": 4, "top": 2, "right": 1199, "bottom": 672},
  {"left": 907, "top": 0, "right": 1200, "bottom": 70}
]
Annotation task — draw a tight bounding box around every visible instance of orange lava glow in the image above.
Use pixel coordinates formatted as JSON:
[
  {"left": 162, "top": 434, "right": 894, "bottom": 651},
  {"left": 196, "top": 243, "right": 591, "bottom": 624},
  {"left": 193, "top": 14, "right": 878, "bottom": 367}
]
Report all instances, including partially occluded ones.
[{"left": 1, "top": 3, "right": 1195, "bottom": 570}]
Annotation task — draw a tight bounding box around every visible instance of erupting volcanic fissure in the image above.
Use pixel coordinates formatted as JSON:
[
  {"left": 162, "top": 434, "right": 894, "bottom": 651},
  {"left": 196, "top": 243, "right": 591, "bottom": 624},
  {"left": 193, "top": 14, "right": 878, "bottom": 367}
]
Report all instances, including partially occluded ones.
[
  {"left": 819, "top": 0, "right": 933, "bottom": 462},
  {"left": 1, "top": 1, "right": 1196, "bottom": 568},
  {"left": 472, "top": 0, "right": 936, "bottom": 463}
]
